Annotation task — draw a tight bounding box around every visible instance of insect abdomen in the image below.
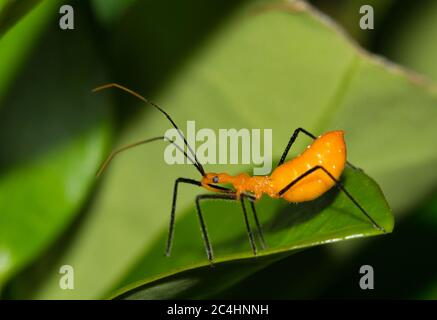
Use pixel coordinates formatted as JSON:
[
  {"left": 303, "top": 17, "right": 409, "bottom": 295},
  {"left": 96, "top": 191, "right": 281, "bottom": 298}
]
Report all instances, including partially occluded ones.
[{"left": 270, "top": 130, "right": 346, "bottom": 202}]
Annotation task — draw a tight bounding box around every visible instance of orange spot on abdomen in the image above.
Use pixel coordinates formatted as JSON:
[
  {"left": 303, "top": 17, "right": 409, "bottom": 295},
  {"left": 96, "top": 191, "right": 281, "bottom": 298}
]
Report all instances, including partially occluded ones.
[{"left": 270, "top": 130, "right": 346, "bottom": 202}]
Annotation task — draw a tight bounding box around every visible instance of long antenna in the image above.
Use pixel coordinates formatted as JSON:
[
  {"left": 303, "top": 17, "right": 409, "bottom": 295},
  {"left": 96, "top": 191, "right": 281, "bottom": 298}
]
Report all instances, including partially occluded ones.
[
  {"left": 96, "top": 136, "right": 204, "bottom": 177},
  {"left": 92, "top": 83, "right": 205, "bottom": 176}
]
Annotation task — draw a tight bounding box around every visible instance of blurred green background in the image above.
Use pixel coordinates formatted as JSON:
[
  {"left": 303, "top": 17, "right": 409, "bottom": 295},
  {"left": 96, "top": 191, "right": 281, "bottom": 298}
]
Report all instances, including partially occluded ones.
[{"left": 0, "top": 0, "right": 437, "bottom": 299}]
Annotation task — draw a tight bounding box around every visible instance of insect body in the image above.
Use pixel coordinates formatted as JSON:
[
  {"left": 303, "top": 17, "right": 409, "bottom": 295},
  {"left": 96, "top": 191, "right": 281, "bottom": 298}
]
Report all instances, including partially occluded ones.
[
  {"left": 202, "top": 130, "right": 346, "bottom": 203},
  {"left": 94, "top": 83, "right": 385, "bottom": 263}
]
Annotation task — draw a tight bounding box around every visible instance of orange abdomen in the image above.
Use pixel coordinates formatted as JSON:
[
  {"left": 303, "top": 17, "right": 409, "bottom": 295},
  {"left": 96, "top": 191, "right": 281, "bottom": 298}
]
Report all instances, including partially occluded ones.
[{"left": 270, "top": 130, "right": 346, "bottom": 202}]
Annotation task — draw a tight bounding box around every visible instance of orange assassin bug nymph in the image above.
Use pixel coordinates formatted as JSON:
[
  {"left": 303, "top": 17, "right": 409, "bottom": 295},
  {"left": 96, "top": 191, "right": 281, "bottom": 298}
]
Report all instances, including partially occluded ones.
[{"left": 93, "top": 83, "right": 385, "bottom": 263}]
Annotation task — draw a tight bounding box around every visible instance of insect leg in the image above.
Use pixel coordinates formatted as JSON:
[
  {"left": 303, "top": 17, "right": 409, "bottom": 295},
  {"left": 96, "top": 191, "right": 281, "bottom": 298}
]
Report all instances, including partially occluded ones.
[
  {"left": 242, "top": 193, "right": 267, "bottom": 249},
  {"left": 277, "top": 128, "right": 317, "bottom": 167},
  {"left": 196, "top": 193, "right": 237, "bottom": 262},
  {"left": 165, "top": 178, "right": 201, "bottom": 257},
  {"left": 240, "top": 196, "right": 258, "bottom": 256},
  {"left": 276, "top": 128, "right": 359, "bottom": 170},
  {"left": 278, "top": 166, "right": 385, "bottom": 232}
]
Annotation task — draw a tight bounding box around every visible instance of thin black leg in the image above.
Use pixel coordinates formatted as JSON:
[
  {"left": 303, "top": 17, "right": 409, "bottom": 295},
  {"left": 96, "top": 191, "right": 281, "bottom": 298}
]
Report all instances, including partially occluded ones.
[
  {"left": 196, "top": 192, "right": 263, "bottom": 262},
  {"left": 345, "top": 161, "right": 363, "bottom": 171},
  {"left": 240, "top": 197, "right": 257, "bottom": 255},
  {"left": 277, "top": 128, "right": 317, "bottom": 167},
  {"left": 165, "top": 178, "right": 201, "bottom": 257},
  {"left": 276, "top": 128, "right": 359, "bottom": 170},
  {"left": 240, "top": 193, "right": 266, "bottom": 249},
  {"left": 196, "top": 193, "right": 237, "bottom": 262},
  {"left": 278, "top": 165, "right": 385, "bottom": 232},
  {"left": 245, "top": 195, "right": 267, "bottom": 249}
]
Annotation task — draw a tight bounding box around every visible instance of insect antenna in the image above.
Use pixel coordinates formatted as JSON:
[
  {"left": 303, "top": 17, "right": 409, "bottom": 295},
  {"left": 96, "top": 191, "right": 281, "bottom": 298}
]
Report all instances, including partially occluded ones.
[
  {"left": 96, "top": 136, "right": 204, "bottom": 177},
  {"left": 92, "top": 83, "right": 206, "bottom": 176}
]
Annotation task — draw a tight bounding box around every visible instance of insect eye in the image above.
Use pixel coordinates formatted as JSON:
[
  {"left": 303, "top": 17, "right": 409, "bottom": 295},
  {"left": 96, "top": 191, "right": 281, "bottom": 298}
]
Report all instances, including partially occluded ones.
[{"left": 212, "top": 176, "right": 219, "bottom": 183}]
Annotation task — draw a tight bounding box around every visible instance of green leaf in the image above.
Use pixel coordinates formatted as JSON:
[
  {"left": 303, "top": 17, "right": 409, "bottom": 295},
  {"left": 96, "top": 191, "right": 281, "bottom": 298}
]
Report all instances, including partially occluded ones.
[
  {"left": 90, "top": 0, "right": 137, "bottom": 27},
  {"left": 380, "top": 1, "right": 437, "bottom": 81},
  {"left": 329, "top": 1, "right": 437, "bottom": 299},
  {"left": 310, "top": 0, "right": 394, "bottom": 46},
  {"left": 222, "top": 1, "right": 437, "bottom": 300},
  {"left": 0, "top": 8, "right": 113, "bottom": 289},
  {"left": 0, "top": 0, "right": 59, "bottom": 106},
  {"left": 311, "top": 195, "right": 437, "bottom": 299},
  {"left": 386, "top": 0, "right": 437, "bottom": 299},
  {"left": 0, "top": 0, "right": 42, "bottom": 35},
  {"left": 111, "top": 167, "right": 392, "bottom": 299},
  {"left": 25, "top": 1, "right": 437, "bottom": 299},
  {"left": 211, "top": 197, "right": 437, "bottom": 299}
]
